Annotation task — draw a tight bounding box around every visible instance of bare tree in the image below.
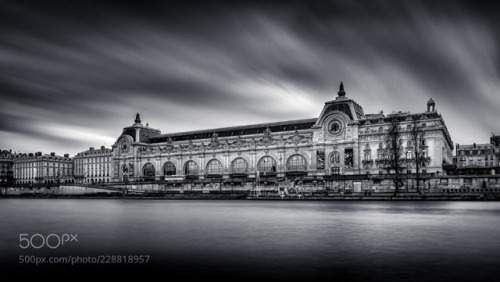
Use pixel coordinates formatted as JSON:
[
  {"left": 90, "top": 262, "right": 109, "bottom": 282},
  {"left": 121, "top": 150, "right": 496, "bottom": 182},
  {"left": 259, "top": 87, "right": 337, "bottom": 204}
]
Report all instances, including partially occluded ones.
[
  {"left": 409, "top": 118, "right": 427, "bottom": 194},
  {"left": 382, "top": 116, "right": 405, "bottom": 195}
]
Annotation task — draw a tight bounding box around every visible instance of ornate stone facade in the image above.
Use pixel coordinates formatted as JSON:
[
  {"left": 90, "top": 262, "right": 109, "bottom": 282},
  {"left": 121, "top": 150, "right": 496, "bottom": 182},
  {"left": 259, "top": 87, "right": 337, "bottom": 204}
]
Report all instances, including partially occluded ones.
[{"left": 111, "top": 84, "right": 454, "bottom": 191}]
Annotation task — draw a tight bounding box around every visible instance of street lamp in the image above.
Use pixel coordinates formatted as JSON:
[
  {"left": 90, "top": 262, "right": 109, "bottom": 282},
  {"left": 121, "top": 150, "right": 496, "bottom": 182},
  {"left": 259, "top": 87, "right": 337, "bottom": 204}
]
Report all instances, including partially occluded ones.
[{"left": 343, "top": 173, "right": 346, "bottom": 194}]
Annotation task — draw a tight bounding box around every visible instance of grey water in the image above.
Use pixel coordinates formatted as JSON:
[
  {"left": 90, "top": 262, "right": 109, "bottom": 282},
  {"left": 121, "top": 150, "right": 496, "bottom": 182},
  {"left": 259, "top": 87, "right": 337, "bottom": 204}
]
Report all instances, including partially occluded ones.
[{"left": 1, "top": 199, "right": 500, "bottom": 281}]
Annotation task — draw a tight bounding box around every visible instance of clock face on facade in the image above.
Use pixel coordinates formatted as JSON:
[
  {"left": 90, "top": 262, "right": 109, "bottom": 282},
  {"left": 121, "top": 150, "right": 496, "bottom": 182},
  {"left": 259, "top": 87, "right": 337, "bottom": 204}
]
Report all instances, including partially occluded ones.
[{"left": 328, "top": 120, "right": 343, "bottom": 135}]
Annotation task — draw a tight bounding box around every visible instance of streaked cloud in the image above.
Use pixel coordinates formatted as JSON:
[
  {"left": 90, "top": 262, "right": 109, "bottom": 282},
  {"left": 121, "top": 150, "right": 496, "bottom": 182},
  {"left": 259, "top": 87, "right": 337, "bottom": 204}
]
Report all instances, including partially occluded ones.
[{"left": 0, "top": 0, "right": 499, "bottom": 155}]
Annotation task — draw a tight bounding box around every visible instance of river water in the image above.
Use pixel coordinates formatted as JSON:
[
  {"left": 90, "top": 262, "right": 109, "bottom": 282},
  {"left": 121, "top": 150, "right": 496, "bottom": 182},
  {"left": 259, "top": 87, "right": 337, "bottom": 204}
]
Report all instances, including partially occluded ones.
[{"left": 1, "top": 199, "right": 499, "bottom": 281}]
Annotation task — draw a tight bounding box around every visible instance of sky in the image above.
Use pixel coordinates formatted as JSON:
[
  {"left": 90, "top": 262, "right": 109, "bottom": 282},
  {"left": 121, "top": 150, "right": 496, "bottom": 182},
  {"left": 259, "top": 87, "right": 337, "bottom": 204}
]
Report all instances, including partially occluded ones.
[{"left": 1, "top": 0, "right": 499, "bottom": 156}]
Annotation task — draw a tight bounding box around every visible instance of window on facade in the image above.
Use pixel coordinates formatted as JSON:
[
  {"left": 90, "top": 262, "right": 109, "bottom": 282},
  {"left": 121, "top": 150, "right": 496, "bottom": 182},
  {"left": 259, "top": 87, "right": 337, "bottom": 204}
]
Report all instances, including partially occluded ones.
[
  {"left": 258, "top": 156, "right": 276, "bottom": 173},
  {"left": 231, "top": 158, "right": 248, "bottom": 174},
  {"left": 287, "top": 154, "right": 307, "bottom": 172},
  {"left": 163, "top": 162, "right": 176, "bottom": 176},
  {"left": 206, "top": 159, "right": 223, "bottom": 175},
  {"left": 331, "top": 167, "right": 340, "bottom": 175},
  {"left": 143, "top": 163, "right": 155, "bottom": 178},
  {"left": 184, "top": 161, "right": 198, "bottom": 175},
  {"left": 406, "top": 151, "right": 414, "bottom": 159},
  {"left": 330, "top": 152, "right": 341, "bottom": 164},
  {"left": 344, "top": 149, "right": 353, "bottom": 167},
  {"left": 364, "top": 151, "right": 371, "bottom": 161}
]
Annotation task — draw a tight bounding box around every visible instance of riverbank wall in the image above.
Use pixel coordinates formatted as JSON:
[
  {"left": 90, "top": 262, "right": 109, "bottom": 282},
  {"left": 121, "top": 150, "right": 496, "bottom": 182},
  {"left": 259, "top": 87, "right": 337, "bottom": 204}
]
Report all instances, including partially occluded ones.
[{"left": 1, "top": 185, "right": 499, "bottom": 200}]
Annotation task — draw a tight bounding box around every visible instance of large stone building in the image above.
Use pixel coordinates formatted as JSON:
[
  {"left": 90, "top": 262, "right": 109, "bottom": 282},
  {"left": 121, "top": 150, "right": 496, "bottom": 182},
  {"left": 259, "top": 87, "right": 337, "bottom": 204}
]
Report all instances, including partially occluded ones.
[
  {"left": 438, "top": 133, "right": 500, "bottom": 192},
  {"left": 0, "top": 149, "right": 15, "bottom": 185},
  {"left": 73, "top": 146, "right": 113, "bottom": 184},
  {"left": 13, "top": 152, "right": 73, "bottom": 185},
  {"left": 111, "top": 83, "right": 454, "bottom": 192},
  {"left": 450, "top": 133, "right": 500, "bottom": 174}
]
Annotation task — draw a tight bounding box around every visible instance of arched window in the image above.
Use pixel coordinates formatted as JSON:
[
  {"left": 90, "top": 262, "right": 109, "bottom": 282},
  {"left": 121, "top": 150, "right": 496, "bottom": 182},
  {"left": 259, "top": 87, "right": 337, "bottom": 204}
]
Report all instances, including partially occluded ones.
[
  {"left": 143, "top": 163, "right": 155, "bottom": 178},
  {"left": 163, "top": 162, "right": 176, "bottom": 176},
  {"left": 330, "top": 152, "right": 341, "bottom": 164},
  {"left": 184, "top": 160, "right": 198, "bottom": 176},
  {"left": 231, "top": 158, "right": 248, "bottom": 174},
  {"left": 258, "top": 156, "right": 276, "bottom": 173},
  {"left": 206, "top": 159, "right": 223, "bottom": 175},
  {"left": 287, "top": 154, "right": 307, "bottom": 171}
]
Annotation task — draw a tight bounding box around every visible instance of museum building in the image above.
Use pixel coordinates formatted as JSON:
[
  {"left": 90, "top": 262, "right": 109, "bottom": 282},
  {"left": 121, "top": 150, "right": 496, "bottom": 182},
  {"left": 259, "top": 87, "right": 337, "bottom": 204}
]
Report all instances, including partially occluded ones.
[{"left": 111, "top": 83, "right": 454, "bottom": 191}]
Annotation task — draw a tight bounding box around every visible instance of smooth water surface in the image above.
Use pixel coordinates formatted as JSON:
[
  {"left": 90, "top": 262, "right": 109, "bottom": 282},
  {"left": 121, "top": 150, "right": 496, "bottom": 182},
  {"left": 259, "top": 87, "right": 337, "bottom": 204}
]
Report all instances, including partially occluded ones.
[{"left": 1, "top": 199, "right": 499, "bottom": 281}]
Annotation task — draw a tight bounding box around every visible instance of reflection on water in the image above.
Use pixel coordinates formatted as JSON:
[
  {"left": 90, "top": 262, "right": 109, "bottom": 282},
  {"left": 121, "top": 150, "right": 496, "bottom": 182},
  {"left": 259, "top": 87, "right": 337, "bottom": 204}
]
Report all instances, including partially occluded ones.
[{"left": 1, "top": 199, "right": 500, "bottom": 281}]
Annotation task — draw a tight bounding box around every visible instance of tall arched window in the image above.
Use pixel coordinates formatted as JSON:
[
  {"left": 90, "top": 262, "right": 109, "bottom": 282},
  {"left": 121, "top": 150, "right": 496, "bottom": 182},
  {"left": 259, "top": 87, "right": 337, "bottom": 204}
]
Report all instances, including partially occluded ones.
[
  {"left": 163, "top": 162, "right": 176, "bottom": 176},
  {"left": 206, "top": 159, "right": 223, "bottom": 175},
  {"left": 258, "top": 156, "right": 276, "bottom": 173},
  {"left": 184, "top": 160, "right": 198, "bottom": 176},
  {"left": 330, "top": 152, "right": 341, "bottom": 164},
  {"left": 143, "top": 163, "right": 155, "bottom": 178},
  {"left": 287, "top": 154, "right": 307, "bottom": 171},
  {"left": 231, "top": 158, "right": 248, "bottom": 174}
]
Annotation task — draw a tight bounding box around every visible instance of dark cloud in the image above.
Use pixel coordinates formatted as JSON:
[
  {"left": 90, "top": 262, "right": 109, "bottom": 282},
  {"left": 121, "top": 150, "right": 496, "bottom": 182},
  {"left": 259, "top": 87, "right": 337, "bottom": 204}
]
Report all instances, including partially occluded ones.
[{"left": 1, "top": 0, "right": 499, "bottom": 155}]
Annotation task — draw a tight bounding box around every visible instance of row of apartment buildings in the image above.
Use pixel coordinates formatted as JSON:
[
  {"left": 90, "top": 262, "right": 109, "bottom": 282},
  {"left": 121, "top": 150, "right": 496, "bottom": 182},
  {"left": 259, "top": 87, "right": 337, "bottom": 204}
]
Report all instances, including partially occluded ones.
[
  {"left": 2, "top": 146, "right": 113, "bottom": 185},
  {"left": 2, "top": 83, "right": 499, "bottom": 191}
]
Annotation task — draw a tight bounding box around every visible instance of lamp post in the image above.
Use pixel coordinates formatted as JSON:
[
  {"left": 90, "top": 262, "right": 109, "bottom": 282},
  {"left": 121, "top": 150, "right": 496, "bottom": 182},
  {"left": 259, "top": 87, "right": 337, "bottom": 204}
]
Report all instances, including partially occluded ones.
[{"left": 343, "top": 173, "right": 346, "bottom": 194}]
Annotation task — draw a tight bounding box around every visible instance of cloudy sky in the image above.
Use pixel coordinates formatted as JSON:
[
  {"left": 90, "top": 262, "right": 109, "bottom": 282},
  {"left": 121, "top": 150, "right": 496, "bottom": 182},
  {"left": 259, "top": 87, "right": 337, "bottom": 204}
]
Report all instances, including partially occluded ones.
[{"left": 1, "top": 0, "right": 499, "bottom": 156}]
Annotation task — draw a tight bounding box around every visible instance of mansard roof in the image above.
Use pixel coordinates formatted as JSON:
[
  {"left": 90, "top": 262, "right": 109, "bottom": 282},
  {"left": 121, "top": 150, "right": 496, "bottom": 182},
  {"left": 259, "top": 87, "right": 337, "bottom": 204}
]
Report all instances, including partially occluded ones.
[
  {"left": 75, "top": 146, "right": 112, "bottom": 157},
  {"left": 358, "top": 111, "right": 441, "bottom": 125},
  {"left": 359, "top": 111, "right": 453, "bottom": 150},
  {"left": 457, "top": 143, "right": 493, "bottom": 150},
  {"left": 149, "top": 118, "right": 317, "bottom": 143}
]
